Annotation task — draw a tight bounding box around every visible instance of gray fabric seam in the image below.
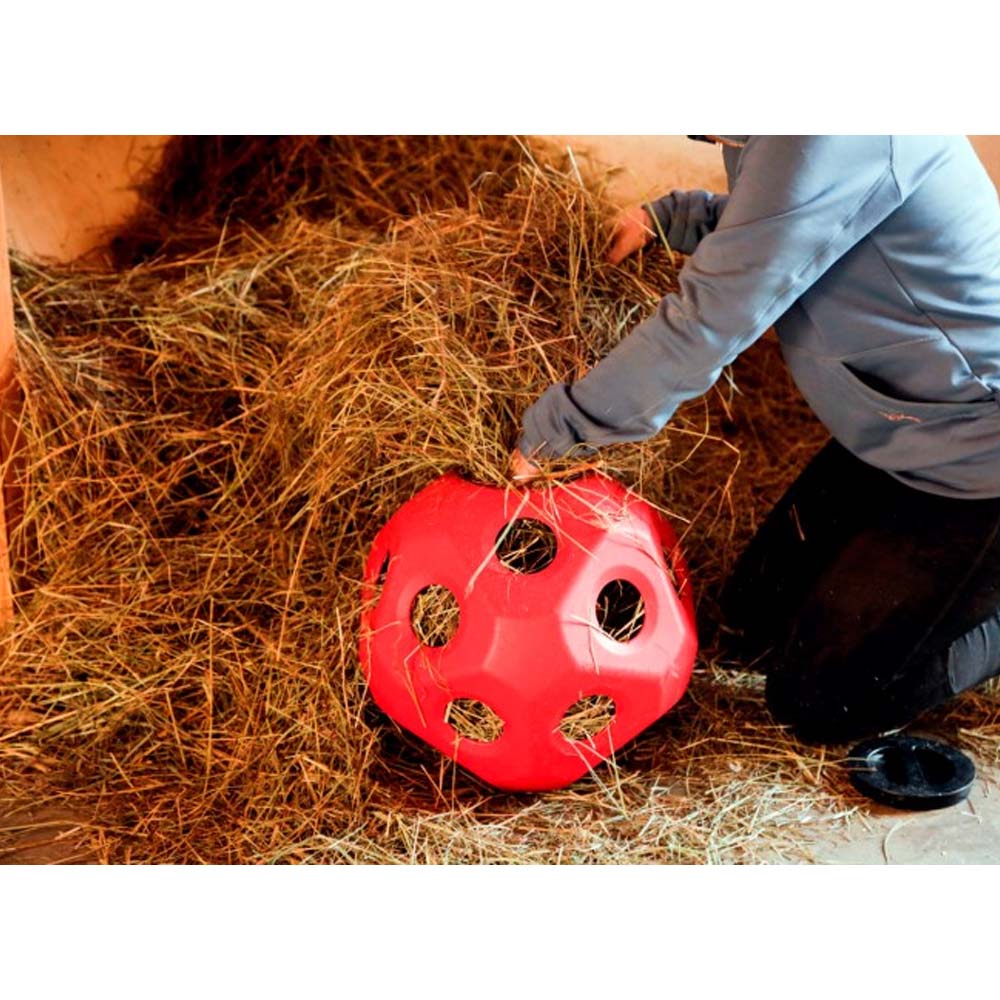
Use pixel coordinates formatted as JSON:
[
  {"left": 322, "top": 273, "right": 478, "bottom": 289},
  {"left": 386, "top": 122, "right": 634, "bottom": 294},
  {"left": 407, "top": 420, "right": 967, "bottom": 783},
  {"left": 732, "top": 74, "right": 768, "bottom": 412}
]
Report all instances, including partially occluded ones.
[{"left": 867, "top": 230, "right": 996, "bottom": 397}]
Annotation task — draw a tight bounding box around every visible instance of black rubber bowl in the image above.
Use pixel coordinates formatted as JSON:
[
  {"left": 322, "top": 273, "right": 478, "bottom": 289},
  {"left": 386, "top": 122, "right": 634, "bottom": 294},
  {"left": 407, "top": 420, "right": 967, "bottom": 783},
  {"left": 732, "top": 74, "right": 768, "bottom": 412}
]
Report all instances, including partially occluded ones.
[{"left": 846, "top": 735, "right": 975, "bottom": 811}]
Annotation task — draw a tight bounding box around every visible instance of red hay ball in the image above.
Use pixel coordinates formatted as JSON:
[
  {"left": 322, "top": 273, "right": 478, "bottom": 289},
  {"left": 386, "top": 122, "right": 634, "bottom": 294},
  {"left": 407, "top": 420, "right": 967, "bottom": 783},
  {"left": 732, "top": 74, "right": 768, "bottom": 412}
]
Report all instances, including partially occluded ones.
[{"left": 359, "top": 472, "right": 697, "bottom": 791}]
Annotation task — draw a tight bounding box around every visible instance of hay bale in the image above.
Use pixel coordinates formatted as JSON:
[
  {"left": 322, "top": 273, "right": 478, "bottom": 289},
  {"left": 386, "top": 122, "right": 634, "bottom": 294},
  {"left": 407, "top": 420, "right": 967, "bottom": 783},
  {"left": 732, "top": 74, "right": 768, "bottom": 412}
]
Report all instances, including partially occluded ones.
[
  {"left": 2, "top": 136, "right": 998, "bottom": 864},
  {"left": 109, "top": 135, "right": 528, "bottom": 266}
]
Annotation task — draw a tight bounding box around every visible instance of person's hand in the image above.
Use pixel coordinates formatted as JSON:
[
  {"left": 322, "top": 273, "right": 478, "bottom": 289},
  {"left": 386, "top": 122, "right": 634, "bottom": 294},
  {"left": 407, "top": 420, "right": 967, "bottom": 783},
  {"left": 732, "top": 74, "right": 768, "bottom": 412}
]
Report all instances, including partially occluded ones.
[
  {"left": 607, "top": 205, "right": 656, "bottom": 265},
  {"left": 510, "top": 448, "right": 541, "bottom": 483}
]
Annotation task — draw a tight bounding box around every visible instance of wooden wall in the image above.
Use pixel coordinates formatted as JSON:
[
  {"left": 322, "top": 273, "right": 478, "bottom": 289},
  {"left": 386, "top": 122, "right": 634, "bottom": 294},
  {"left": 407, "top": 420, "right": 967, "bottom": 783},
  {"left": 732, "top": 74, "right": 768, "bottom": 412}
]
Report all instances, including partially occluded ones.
[
  {"left": 0, "top": 173, "right": 17, "bottom": 621},
  {"left": 0, "top": 136, "right": 165, "bottom": 262}
]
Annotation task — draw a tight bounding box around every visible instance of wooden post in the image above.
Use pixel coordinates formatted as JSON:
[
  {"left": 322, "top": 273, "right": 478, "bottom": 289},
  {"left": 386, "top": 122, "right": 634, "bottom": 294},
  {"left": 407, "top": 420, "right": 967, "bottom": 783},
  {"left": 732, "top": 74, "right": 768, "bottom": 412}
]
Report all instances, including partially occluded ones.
[{"left": 0, "top": 169, "right": 18, "bottom": 622}]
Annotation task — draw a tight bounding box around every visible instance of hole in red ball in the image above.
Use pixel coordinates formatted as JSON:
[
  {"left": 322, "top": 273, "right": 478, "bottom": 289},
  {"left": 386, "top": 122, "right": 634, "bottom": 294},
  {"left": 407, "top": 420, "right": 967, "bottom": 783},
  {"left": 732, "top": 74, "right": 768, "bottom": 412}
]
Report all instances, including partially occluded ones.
[
  {"left": 596, "top": 579, "right": 645, "bottom": 642},
  {"left": 560, "top": 695, "right": 617, "bottom": 742},
  {"left": 495, "top": 518, "right": 557, "bottom": 574},
  {"left": 410, "top": 585, "right": 460, "bottom": 647},
  {"left": 445, "top": 698, "right": 505, "bottom": 743}
]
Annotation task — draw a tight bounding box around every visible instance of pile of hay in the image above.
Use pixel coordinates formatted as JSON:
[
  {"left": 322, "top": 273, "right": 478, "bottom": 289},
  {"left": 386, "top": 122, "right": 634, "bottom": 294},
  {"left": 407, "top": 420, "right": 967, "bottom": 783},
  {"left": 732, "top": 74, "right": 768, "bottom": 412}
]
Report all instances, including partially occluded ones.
[{"left": 2, "top": 136, "right": 998, "bottom": 864}]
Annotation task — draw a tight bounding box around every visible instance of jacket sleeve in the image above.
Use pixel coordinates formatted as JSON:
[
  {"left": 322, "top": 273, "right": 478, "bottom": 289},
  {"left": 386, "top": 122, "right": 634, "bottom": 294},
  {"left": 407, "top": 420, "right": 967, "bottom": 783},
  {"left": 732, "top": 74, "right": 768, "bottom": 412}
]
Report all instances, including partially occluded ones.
[
  {"left": 645, "top": 190, "right": 729, "bottom": 255},
  {"left": 519, "top": 135, "right": 904, "bottom": 460}
]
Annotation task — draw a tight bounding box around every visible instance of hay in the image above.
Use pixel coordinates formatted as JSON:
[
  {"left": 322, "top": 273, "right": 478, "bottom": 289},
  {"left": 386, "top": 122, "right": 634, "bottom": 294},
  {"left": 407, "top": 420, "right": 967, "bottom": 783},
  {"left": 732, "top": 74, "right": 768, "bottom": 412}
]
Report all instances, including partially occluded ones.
[
  {"left": 411, "top": 586, "right": 461, "bottom": 648},
  {"left": 109, "top": 135, "right": 527, "bottom": 266},
  {"left": 494, "top": 518, "right": 558, "bottom": 574},
  {"left": 445, "top": 699, "right": 505, "bottom": 744},
  {"left": 595, "top": 579, "right": 645, "bottom": 643},
  {"left": 559, "top": 696, "right": 617, "bottom": 743},
  {"left": 2, "top": 135, "right": 999, "bottom": 865}
]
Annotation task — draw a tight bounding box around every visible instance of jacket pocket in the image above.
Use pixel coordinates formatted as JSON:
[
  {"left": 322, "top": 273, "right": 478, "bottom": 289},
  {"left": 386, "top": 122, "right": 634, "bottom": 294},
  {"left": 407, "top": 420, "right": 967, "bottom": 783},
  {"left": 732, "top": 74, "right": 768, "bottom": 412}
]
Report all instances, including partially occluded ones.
[
  {"left": 782, "top": 342, "right": 1000, "bottom": 478},
  {"left": 836, "top": 330, "right": 998, "bottom": 409},
  {"left": 832, "top": 359, "right": 1000, "bottom": 473},
  {"left": 836, "top": 358, "right": 997, "bottom": 425}
]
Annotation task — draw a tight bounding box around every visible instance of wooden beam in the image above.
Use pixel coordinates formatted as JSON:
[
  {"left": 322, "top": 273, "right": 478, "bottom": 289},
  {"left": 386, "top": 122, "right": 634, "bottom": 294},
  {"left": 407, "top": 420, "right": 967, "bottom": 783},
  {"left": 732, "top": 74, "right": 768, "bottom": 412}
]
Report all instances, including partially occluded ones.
[{"left": 0, "top": 169, "right": 18, "bottom": 622}]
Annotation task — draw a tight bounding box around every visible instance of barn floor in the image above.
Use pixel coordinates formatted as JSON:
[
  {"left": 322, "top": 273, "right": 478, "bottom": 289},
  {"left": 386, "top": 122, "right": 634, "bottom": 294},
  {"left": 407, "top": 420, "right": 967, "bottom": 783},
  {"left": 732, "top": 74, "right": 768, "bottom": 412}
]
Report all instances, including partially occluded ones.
[
  {"left": 773, "top": 763, "right": 1000, "bottom": 864},
  {"left": 4, "top": 759, "right": 997, "bottom": 865},
  {"left": 2, "top": 136, "right": 999, "bottom": 865}
]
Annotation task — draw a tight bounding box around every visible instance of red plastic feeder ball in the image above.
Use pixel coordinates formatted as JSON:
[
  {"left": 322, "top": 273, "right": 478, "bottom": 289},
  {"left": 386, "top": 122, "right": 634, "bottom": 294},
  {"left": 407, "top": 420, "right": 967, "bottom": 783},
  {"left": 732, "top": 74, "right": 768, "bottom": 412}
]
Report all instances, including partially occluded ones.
[{"left": 359, "top": 472, "right": 697, "bottom": 791}]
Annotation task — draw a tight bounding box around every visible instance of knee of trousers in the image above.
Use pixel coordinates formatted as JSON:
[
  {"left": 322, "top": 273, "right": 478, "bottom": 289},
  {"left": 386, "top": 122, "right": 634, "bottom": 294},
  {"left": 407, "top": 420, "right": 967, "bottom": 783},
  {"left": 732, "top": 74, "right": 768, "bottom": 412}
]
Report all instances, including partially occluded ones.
[
  {"left": 763, "top": 646, "right": 956, "bottom": 746},
  {"left": 944, "top": 611, "right": 1000, "bottom": 695}
]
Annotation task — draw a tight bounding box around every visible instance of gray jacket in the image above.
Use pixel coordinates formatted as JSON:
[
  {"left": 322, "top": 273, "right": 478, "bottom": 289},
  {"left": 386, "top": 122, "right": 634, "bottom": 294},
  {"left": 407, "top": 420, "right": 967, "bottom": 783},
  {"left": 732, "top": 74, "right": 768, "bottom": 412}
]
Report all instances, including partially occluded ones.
[{"left": 519, "top": 136, "right": 1000, "bottom": 498}]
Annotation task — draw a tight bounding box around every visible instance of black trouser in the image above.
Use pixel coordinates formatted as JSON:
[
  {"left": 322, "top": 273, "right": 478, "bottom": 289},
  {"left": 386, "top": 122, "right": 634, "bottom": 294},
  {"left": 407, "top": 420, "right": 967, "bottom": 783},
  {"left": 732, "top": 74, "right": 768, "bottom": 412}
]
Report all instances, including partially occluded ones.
[{"left": 719, "top": 440, "right": 1000, "bottom": 743}]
